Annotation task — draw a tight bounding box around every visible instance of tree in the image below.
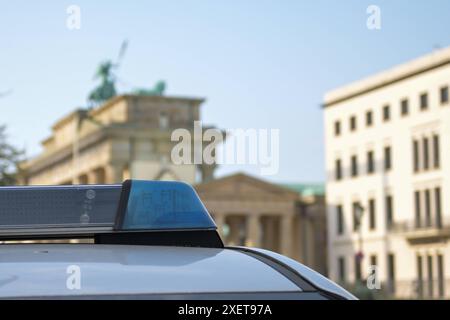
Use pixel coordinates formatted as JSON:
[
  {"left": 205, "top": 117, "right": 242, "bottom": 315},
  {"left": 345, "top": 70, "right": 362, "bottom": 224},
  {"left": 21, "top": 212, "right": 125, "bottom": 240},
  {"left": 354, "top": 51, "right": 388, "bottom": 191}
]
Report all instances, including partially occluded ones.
[{"left": 0, "top": 125, "right": 23, "bottom": 186}]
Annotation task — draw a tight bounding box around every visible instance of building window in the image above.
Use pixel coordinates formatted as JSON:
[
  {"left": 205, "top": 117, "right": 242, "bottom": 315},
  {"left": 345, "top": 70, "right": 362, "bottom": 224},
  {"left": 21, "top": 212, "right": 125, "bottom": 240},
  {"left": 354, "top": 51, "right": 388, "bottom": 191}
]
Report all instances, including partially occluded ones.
[
  {"left": 414, "top": 191, "right": 421, "bottom": 228},
  {"left": 423, "top": 137, "right": 429, "bottom": 170},
  {"left": 386, "top": 195, "right": 393, "bottom": 229},
  {"left": 338, "top": 257, "right": 346, "bottom": 284},
  {"left": 415, "top": 188, "right": 442, "bottom": 229},
  {"left": 414, "top": 135, "right": 439, "bottom": 173},
  {"left": 435, "top": 187, "right": 442, "bottom": 228},
  {"left": 425, "top": 189, "right": 431, "bottom": 227},
  {"left": 334, "top": 121, "right": 341, "bottom": 136},
  {"left": 369, "top": 198, "right": 376, "bottom": 230},
  {"left": 433, "top": 134, "right": 440, "bottom": 169},
  {"left": 354, "top": 255, "right": 362, "bottom": 282},
  {"left": 383, "top": 105, "right": 390, "bottom": 121},
  {"left": 366, "top": 110, "right": 373, "bottom": 126},
  {"left": 417, "top": 255, "right": 424, "bottom": 298},
  {"left": 401, "top": 99, "right": 409, "bottom": 116},
  {"left": 159, "top": 112, "right": 169, "bottom": 129},
  {"left": 370, "top": 255, "right": 377, "bottom": 267},
  {"left": 352, "top": 202, "right": 361, "bottom": 232},
  {"left": 384, "top": 146, "right": 392, "bottom": 171},
  {"left": 350, "top": 116, "right": 357, "bottom": 131},
  {"left": 438, "top": 254, "right": 445, "bottom": 298},
  {"left": 337, "top": 205, "right": 344, "bottom": 235},
  {"left": 440, "top": 86, "right": 448, "bottom": 105},
  {"left": 367, "top": 150, "right": 374, "bottom": 174},
  {"left": 427, "top": 255, "right": 433, "bottom": 297},
  {"left": 335, "top": 159, "right": 342, "bottom": 181},
  {"left": 420, "top": 93, "right": 428, "bottom": 110},
  {"left": 413, "top": 139, "right": 420, "bottom": 172},
  {"left": 388, "top": 253, "right": 396, "bottom": 294},
  {"left": 351, "top": 155, "right": 358, "bottom": 177}
]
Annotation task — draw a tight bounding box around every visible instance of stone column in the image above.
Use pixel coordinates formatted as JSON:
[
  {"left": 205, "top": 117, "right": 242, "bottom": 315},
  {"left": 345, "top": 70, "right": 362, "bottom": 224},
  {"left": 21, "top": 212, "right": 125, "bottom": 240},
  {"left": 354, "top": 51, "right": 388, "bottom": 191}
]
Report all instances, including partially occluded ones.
[
  {"left": 78, "top": 174, "right": 88, "bottom": 185},
  {"left": 199, "top": 164, "right": 216, "bottom": 183},
  {"left": 246, "top": 213, "right": 261, "bottom": 248},
  {"left": 71, "top": 166, "right": 80, "bottom": 185},
  {"left": 281, "top": 215, "right": 293, "bottom": 258},
  {"left": 87, "top": 170, "right": 98, "bottom": 185},
  {"left": 213, "top": 212, "right": 226, "bottom": 240},
  {"left": 105, "top": 164, "right": 124, "bottom": 184},
  {"left": 264, "top": 216, "right": 278, "bottom": 251},
  {"left": 72, "top": 176, "right": 79, "bottom": 185}
]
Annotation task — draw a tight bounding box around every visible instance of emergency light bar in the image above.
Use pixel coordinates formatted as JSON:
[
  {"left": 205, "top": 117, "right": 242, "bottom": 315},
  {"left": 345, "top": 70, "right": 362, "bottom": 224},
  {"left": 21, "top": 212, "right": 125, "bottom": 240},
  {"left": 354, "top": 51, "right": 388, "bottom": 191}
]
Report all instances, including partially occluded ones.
[{"left": 0, "top": 180, "right": 223, "bottom": 248}]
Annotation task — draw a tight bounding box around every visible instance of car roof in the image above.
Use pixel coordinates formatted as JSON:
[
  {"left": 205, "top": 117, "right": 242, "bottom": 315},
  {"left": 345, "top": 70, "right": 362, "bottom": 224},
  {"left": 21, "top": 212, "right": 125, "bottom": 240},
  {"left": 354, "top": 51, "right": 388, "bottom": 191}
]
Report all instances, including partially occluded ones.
[
  {"left": 243, "top": 247, "right": 357, "bottom": 300},
  {"left": 0, "top": 244, "right": 301, "bottom": 299}
]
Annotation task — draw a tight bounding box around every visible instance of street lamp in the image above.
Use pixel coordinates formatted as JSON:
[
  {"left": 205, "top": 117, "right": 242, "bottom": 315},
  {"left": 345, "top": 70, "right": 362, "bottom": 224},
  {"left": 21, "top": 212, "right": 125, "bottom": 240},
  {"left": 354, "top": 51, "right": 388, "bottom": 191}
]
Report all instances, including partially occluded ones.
[{"left": 72, "top": 110, "right": 105, "bottom": 184}]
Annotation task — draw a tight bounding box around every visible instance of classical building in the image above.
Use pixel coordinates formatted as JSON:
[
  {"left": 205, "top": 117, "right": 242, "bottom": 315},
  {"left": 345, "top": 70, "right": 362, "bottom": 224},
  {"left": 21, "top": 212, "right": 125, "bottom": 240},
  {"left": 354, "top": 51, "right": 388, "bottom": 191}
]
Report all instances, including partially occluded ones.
[
  {"left": 21, "top": 94, "right": 217, "bottom": 185},
  {"left": 324, "top": 47, "right": 450, "bottom": 298},
  {"left": 195, "top": 173, "right": 327, "bottom": 275},
  {"left": 20, "top": 93, "right": 327, "bottom": 273}
]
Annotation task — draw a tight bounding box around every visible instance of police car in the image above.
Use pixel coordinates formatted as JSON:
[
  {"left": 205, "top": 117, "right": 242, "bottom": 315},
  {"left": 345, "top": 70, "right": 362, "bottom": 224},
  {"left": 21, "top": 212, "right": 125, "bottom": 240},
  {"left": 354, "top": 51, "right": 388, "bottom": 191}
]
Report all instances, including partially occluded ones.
[{"left": 0, "top": 180, "right": 356, "bottom": 300}]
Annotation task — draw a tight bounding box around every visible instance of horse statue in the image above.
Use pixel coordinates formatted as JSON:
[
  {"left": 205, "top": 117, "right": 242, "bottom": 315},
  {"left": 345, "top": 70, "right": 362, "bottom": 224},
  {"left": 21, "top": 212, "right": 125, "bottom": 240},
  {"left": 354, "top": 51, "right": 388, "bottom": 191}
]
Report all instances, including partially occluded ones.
[
  {"left": 88, "top": 61, "right": 118, "bottom": 105},
  {"left": 133, "top": 81, "right": 166, "bottom": 96}
]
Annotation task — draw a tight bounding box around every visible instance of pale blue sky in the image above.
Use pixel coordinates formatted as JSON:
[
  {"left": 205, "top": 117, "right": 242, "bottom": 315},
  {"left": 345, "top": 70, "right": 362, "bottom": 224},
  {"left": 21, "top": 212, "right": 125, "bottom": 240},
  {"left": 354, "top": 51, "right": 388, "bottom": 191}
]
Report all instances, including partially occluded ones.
[{"left": 1, "top": 1, "right": 449, "bottom": 183}]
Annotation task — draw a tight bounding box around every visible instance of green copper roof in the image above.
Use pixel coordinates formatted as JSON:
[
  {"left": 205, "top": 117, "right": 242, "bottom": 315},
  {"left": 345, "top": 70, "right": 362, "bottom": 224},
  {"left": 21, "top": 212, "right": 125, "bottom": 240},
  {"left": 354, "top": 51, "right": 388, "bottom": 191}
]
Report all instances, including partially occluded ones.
[{"left": 280, "top": 183, "right": 325, "bottom": 197}]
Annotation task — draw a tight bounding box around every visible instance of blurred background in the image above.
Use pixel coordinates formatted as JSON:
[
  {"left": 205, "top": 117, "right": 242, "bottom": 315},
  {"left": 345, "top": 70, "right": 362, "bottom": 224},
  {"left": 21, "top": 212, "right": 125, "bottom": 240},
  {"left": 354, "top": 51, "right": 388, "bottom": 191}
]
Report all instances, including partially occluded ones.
[{"left": 1, "top": 0, "right": 450, "bottom": 299}]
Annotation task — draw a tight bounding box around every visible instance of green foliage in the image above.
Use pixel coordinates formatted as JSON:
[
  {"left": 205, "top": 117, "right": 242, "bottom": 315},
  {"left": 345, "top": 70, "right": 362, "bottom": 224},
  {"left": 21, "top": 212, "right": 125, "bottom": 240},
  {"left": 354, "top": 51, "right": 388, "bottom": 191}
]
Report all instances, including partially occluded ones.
[
  {"left": 344, "top": 281, "right": 391, "bottom": 300},
  {"left": 0, "top": 125, "right": 23, "bottom": 186}
]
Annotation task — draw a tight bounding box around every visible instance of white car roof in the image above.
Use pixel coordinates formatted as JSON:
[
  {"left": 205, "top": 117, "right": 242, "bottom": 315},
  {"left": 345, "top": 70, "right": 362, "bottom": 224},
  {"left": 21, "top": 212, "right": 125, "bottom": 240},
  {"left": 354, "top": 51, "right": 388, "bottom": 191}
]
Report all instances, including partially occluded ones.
[
  {"left": 0, "top": 244, "right": 300, "bottom": 299},
  {"left": 243, "top": 247, "right": 357, "bottom": 300}
]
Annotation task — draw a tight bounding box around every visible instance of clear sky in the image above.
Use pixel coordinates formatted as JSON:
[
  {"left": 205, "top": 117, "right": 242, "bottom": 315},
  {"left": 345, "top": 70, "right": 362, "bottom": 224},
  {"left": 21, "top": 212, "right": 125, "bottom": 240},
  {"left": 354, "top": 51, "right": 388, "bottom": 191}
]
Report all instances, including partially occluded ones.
[{"left": 1, "top": 0, "right": 450, "bottom": 183}]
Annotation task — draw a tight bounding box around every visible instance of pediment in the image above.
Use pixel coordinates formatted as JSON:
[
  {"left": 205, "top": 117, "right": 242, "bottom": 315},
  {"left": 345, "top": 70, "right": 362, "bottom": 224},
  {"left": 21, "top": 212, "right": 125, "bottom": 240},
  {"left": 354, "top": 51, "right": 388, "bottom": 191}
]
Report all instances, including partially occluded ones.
[{"left": 195, "top": 173, "right": 298, "bottom": 201}]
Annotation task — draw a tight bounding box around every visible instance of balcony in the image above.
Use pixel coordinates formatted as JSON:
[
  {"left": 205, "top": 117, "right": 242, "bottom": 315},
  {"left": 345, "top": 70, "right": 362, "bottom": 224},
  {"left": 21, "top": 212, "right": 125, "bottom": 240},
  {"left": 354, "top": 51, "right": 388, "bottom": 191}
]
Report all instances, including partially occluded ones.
[
  {"left": 342, "top": 279, "right": 450, "bottom": 300},
  {"left": 391, "top": 217, "right": 450, "bottom": 244},
  {"left": 396, "top": 279, "right": 450, "bottom": 300}
]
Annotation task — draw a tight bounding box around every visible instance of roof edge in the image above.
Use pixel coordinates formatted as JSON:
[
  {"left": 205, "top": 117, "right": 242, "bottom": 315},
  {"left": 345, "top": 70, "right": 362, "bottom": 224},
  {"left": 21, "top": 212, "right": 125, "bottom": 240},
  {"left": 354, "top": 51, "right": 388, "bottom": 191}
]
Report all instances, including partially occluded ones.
[{"left": 323, "top": 47, "right": 450, "bottom": 108}]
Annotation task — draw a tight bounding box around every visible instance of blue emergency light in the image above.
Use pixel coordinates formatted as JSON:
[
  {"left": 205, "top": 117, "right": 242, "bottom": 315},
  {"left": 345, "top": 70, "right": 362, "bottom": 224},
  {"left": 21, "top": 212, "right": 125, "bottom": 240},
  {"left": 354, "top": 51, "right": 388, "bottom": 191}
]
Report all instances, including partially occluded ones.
[{"left": 117, "top": 180, "right": 216, "bottom": 231}]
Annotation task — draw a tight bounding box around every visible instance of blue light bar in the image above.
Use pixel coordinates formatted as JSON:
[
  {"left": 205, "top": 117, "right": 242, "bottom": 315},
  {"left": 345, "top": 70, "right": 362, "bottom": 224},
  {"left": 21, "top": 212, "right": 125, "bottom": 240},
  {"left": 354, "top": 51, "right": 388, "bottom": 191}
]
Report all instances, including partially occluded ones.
[
  {"left": 0, "top": 180, "right": 222, "bottom": 248},
  {"left": 0, "top": 185, "right": 121, "bottom": 229},
  {"left": 116, "top": 180, "right": 216, "bottom": 231}
]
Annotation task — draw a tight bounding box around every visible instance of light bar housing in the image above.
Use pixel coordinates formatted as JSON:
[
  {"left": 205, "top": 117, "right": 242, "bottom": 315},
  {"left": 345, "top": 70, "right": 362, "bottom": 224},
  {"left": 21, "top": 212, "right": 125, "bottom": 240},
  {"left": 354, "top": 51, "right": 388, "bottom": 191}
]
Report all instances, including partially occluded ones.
[{"left": 0, "top": 180, "right": 223, "bottom": 248}]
